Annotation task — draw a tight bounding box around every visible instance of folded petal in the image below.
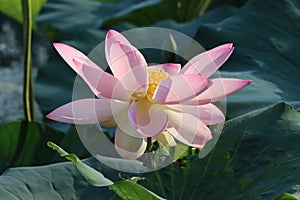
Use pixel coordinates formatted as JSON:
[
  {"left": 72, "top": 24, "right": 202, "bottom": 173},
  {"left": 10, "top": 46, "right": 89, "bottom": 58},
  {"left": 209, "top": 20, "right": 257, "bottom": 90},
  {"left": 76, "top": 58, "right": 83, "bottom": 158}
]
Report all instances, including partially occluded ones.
[
  {"left": 149, "top": 63, "right": 181, "bottom": 75},
  {"left": 73, "top": 57, "right": 129, "bottom": 101},
  {"left": 115, "top": 127, "right": 147, "bottom": 160},
  {"left": 165, "top": 110, "right": 212, "bottom": 148},
  {"left": 46, "top": 98, "right": 127, "bottom": 124},
  {"left": 105, "top": 32, "right": 148, "bottom": 96},
  {"left": 181, "top": 43, "right": 234, "bottom": 77},
  {"left": 128, "top": 100, "right": 168, "bottom": 137},
  {"left": 152, "top": 74, "right": 211, "bottom": 104},
  {"left": 113, "top": 109, "right": 143, "bottom": 138},
  {"left": 184, "top": 78, "right": 252, "bottom": 105},
  {"left": 167, "top": 103, "right": 225, "bottom": 125}
]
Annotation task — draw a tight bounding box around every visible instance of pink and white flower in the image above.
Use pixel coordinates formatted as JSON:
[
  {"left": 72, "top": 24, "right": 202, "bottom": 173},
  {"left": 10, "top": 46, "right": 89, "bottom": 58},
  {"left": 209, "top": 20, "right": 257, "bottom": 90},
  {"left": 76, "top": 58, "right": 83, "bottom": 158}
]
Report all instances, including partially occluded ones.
[{"left": 46, "top": 30, "right": 251, "bottom": 159}]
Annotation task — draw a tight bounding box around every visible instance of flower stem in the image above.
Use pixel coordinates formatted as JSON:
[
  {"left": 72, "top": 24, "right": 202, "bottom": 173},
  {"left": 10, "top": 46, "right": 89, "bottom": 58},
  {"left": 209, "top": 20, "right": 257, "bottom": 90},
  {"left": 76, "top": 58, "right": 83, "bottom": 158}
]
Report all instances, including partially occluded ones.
[
  {"left": 22, "top": 0, "right": 34, "bottom": 122},
  {"left": 145, "top": 137, "right": 152, "bottom": 153}
]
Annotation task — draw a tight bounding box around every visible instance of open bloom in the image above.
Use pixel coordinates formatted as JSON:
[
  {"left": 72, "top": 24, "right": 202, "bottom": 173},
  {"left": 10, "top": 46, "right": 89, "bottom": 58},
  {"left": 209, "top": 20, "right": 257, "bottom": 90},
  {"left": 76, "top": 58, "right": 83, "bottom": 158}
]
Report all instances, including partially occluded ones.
[{"left": 47, "top": 30, "right": 251, "bottom": 159}]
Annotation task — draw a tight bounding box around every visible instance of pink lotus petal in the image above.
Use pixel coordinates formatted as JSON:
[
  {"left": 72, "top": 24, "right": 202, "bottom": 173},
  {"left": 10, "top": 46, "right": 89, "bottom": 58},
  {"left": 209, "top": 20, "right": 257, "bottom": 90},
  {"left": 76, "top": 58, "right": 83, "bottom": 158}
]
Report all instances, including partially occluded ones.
[
  {"left": 73, "top": 57, "right": 129, "bottom": 101},
  {"left": 167, "top": 103, "right": 225, "bottom": 125},
  {"left": 53, "top": 43, "right": 91, "bottom": 75},
  {"left": 113, "top": 109, "right": 144, "bottom": 138},
  {"left": 184, "top": 78, "right": 252, "bottom": 105},
  {"left": 53, "top": 43, "right": 115, "bottom": 98},
  {"left": 106, "top": 29, "right": 131, "bottom": 47},
  {"left": 152, "top": 74, "right": 211, "bottom": 104},
  {"left": 149, "top": 63, "right": 181, "bottom": 75},
  {"left": 46, "top": 98, "right": 127, "bottom": 124},
  {"left": 128, "top": 100, "right": 168, "bottom": 137},
  {"left": 166, "top": 110, "right": 212, "bottom": 148},
  {"left": 105, "top": 32, "right": 148, "bottom": 96},
  {"left": 115, "top": 127, "right": 147, "bottom": 160},
  {"left": 181, "top": 43, "right": 234, "bottom": 77}
]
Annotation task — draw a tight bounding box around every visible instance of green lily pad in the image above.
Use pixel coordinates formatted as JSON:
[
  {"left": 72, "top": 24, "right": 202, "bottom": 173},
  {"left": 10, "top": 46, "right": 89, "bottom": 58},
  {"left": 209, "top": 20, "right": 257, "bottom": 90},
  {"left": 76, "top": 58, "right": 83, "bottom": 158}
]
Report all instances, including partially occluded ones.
[
  {"left": 0, "top": 157, "right": 118, "bottom": 199},
  {"left": 0, "top": 121, "right": 90, "bottom": 174},
  {"left": 109, "top": 180, "right": 166, "bottom": 200},
  {"left": 140, "top": 103, "right": 300, "bottom": 200},
  {"left": 36, "top": 0, "right": 300, "bottom": 120},
  {"left": 0, "top": 121, "right": 63, "bottom": 173},
  {"left": 1, "top": 103, "right": 298, "bottom": 199},
  {"left": 37, "top": 0, "right": 160, "bottom": 39},
  {"left": 193, "top": 0, "right": 300, "bottom": 118}
]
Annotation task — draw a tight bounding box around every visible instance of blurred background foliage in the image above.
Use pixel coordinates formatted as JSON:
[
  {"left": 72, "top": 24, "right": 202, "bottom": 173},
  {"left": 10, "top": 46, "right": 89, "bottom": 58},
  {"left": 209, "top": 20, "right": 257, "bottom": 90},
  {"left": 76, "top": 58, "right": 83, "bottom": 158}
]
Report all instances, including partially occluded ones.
[{"left": 0, "top": 0, "right": 300, "bottom": 199}]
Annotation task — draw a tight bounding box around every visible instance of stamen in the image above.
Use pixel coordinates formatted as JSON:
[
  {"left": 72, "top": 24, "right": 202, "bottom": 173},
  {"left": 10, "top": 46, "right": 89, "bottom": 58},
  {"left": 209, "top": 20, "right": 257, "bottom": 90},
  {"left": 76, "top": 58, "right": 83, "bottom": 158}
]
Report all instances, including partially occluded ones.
[{"left": 146, "top": 68, "right": 169, "bottom": 99}]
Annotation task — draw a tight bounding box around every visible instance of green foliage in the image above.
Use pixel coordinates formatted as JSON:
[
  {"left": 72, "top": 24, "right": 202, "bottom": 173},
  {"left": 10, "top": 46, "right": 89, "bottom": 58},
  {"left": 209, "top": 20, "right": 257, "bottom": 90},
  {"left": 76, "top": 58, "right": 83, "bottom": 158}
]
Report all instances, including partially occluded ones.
[
  {"left": 0, "top": 121, "right": 90, "bottom": 174},
  {"left": 0, "top": 121, "right": 63, "bottom": 173},
  {"left": 193, "top": 0, "right": 300, "bottom": 118},
  {"left": 35, "top": 0, "right": 300, "bottom": 119},
  {"left": 1, "top": 0, "right": 300, "bottom": 199},
  {"left": 104, "top": 0, "right": 212, "bottom": 27},
  {"left": 109, "top": 180, "right": 166, "bottom": 200},
  {"left": 36, "top": 0, "right": 161, "bottom": 39},
  {"left": 141, "top": 103, "right": 300, "bottom": 200},
  {"left": 0, "top": 0, "right": 46, "bottom": 29},
  {"left": 0, "top": 157, "right": 118, "bottom": 199},
  {"left": 48, "top": 141, "right": 114, "bottom": 187},
  {"left": 47, "top": 142, "right": 166, "bottom": 199},
  {"left": 1, "top": 103, "right": 299, "bottom": 199},
  {"left": 276, "top": 193, "right": 298, "bottom": 200}
]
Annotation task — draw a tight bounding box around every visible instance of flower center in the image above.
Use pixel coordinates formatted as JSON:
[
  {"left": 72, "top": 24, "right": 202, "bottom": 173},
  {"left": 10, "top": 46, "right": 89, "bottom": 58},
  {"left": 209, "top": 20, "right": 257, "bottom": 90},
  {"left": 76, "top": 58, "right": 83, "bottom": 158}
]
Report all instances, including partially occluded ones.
[{"left": 146, "top": 68, "right": 169, "bottom": 99}]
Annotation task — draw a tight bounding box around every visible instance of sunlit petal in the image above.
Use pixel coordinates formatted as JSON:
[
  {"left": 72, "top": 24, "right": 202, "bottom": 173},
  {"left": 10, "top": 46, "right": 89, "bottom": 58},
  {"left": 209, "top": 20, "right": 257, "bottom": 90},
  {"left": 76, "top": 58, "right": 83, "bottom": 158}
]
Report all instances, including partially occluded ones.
[
  {"left": 115, "top": 127, "right": 147, "bottom": 160},
  {"left": 165, "top": 109, "right": 212, "bottom": 148},
  {"left": 167, "top": 103, "right": 225, "bottom": 125},
  {"left": 184, "top": 78, "right": 252, "bottom": 105},
  {"left": 105, "top": 31, "right": 148, "bottom": 95},
  {"left": 46, "top": 98, "right": 127, "bottom": 124},
  {"left": 73, "top": 57, "right": 129, "bottom": 101},
  {"left": 181, "top": 43, "right": 234, "bottom": 77},
  {"left": 152, "top": 74, "right": 211, "bottom": 104}
]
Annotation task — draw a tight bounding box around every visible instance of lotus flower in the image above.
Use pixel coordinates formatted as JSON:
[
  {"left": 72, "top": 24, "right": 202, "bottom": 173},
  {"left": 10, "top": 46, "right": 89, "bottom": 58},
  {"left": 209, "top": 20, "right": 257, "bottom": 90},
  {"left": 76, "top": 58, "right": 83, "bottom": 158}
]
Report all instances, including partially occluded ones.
[{"left": 46, "top": 30, "right": 251, "bottom": 159}]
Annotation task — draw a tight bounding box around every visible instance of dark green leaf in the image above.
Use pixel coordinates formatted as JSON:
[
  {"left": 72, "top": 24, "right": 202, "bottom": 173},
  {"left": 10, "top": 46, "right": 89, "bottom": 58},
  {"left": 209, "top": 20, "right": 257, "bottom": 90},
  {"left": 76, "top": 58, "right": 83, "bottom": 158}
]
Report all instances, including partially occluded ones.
[
  {"left": 113, "top": 0, "right": 300, "bottom": 118},
  {"left": 0, "top": 121, "right": 90, "bottom": 173},
  {"left": 48, "top": 142, "right": 114, "bottom": 187},
  {"left": 104, "top": 0, "right": 212, "bottom": 27},
  {"left": 1, "top": 103, "right": 299, "bottom": 199},
  {"left": 109, "top": 180, "right": 166, "bottom": 200},
  {"left": 140, "top": 103, "right": 300, "bottom": 200},
  {"left": 0, "top": 157, "right": 118, "bottom": 199},
  {"left": 37, "top": 0, "right": 160, "bottom": 39},
  {"left": 0, "top": 121, "right": 63, "bottom": 173},
  {"left": 276, "top": 193, "right": 297, "bottom": 200},
  {"left": 193, "top": 0, "right": 300, "bottom": 118}
]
